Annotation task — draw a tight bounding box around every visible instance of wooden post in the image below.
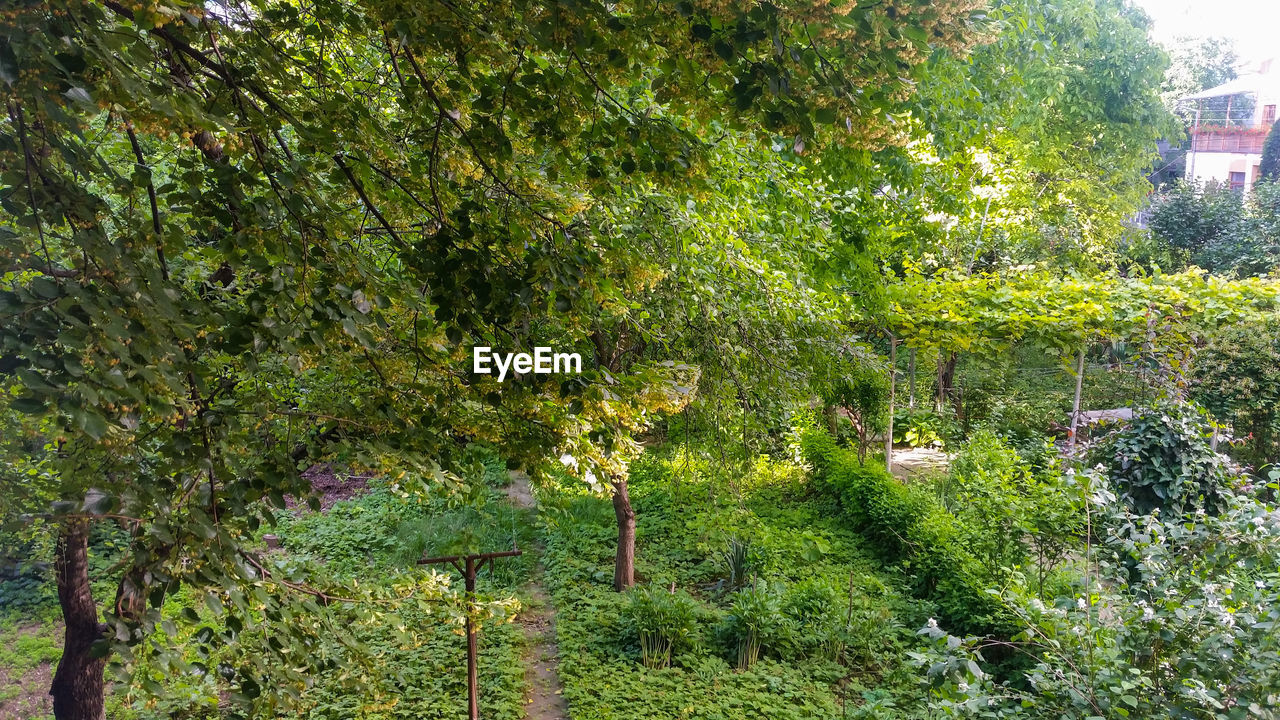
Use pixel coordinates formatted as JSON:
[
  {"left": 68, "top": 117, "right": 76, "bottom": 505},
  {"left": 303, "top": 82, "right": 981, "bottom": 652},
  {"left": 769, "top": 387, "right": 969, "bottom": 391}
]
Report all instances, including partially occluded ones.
[
  {"left": 907, "top": 349, "right": 916, "bottom": 409},
  {"left": 886, "top": 335, "right": 897, "bottom": 475},
  {"left": 419, "top": 549, "right": 523, "bottom": 720},
  {"left": 1068, "top": 347, "right": 1086, "bottom": 452}
]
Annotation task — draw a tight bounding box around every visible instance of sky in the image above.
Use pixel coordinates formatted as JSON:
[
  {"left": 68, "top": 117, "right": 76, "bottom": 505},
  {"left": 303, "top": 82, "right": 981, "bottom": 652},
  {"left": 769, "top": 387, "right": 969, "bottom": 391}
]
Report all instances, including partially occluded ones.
[{"left": 1131, "top": 0, "right": 1280, "bottom": 66}]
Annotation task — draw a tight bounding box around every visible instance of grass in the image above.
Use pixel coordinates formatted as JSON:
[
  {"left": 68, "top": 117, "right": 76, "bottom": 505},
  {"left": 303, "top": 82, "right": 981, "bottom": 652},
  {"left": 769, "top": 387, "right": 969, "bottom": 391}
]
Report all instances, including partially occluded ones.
[
  {"left": 539, "top": 445, "right": 933, "bottom": 720},
  {"left": 0, "top": 614, "right": 60, "bottom": 720},
  {"left": 2, "top": 453, "right": 538, "bottom": 720}
]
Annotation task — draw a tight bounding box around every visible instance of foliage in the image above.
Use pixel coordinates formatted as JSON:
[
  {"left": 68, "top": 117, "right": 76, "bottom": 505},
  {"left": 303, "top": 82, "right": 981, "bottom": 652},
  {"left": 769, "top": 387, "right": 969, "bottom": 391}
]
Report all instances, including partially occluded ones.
[
  {"left": 822, "top": 357, "right": 890, "bottom": 460},
  {"left": 1148, "top": 180, "right": 1244, "bottom": 267},
  {"left": 1148, "top": 180, "right": 1280, "bottom": 275},
  {"left": 1091, "top": 401, "right": 1234, "bottom": 516},
  {"left": 944, "top": 431, "right": 1084, "bottom": 597},
  {"left": 893, "top": 406, "right": 955, "bottom": 449},
  {"left": 720, "top": 537, "right": 758, "bottom": 592},
  {"left": 1192, "top": 319, "right": 1280, "bottom": 472},
  {"left": 720, "top": 582, "right": 789, "bottom": 670},
  {"left": 800, "top": 427, "right": 1010, "bottom": 636},
  {"left": 781, "top": 577, "right": 846, "bottom": 661},
  {"left": 624, "top": 585, "right": 700, "bottom": 669},
  {"left": 893, "top": 0, "right": 1178, "bottom": 269},
  {"left": 542, "top": 442, "right": 930, "bottom": 719},
  {"left": 0, "top": 0, "right": 999, "bottom": 707},
  {"left": 1261, "top": 121, "right": 1280, "bottom": 183},
  {"left": 945, "top": 432, "right": 1036, "bottom": 575},
  {"left": 103, "top": 480, "right": 530, "bottom": 720},
  {"left": 887, "top": 268, "right": 1280, "bottom": 357},
  {"left": 915, "top": 470, "right": 1280, "bottom": 719},
  {"left": 1161, "top": 36, "right": 1245, "bottom": 125}
]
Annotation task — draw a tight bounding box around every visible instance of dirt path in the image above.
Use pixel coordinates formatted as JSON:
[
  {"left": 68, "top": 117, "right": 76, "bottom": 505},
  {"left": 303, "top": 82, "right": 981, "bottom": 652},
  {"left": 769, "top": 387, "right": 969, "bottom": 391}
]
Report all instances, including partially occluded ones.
[
  {"left": 889, "top": 445, "right": 952, "bottom": 480},
  {"left": 506, "top": 472, "right": 568, "bottom": 720}
]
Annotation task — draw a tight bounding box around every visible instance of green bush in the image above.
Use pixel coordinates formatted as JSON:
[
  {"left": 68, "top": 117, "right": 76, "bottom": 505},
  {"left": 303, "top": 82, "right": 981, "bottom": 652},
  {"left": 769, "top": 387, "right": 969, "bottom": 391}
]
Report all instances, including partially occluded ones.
[
  {"left": 946, "top": 430, "right": 1034, "bottom": 575},
  {"left": 800, "top": 426, "right": 1010, "bottom": 636},
  {"left": 721, "top": 582, "right": 790, "bottom": 670},
  {"left": 1193, "top": 319, "right": 1280, "bottom": 472},
  {"left": 624, "top": 585, "right": 701, "bottom": 669},
  {"left": 1092, "top": 401, "right": 1233, "bottom": 516}
]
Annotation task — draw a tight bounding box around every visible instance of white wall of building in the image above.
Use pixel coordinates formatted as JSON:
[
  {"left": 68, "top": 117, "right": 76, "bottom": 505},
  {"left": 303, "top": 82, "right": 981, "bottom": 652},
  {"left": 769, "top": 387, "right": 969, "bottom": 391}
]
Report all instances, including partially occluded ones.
[{"left": 1185, "top": 151, "right": 1264, "bottom": 189}]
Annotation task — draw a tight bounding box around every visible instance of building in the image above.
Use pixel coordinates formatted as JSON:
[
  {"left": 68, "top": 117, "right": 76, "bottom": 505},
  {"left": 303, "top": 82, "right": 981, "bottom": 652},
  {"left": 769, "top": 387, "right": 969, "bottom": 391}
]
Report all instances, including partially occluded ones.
[{"left": 1183, "top": 59, "right": 1280, "bottom": 193}]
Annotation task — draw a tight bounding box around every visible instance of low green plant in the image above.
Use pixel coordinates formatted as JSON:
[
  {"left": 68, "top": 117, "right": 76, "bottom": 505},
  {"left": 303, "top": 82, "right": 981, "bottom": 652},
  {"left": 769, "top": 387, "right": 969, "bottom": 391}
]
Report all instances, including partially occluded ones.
[
  {"left": 893, "top": 406, "right": 955, "bottom": 449},
  {"left": 783, "top": 577, "right": 844, "bottom": 660},
  {"left": 625, "top": 585, "right": 701, "bottom": 669},
  {"left": 722, "top": 582, "right": 789, "bottom": 670},
  {"left": 800, "top": 425, "right": 1010, "bottom": 636},
  {"left": 722, "top": 537, "right": 755, "bottom": 591}
]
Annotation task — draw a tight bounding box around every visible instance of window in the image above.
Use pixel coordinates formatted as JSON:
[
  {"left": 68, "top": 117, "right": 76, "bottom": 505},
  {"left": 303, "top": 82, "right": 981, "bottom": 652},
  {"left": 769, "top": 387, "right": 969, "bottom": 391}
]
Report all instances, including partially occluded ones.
[
  {"left": 1265, "top": 105, "right": 1277, "bottom": 126},
  {"left": 1229, "top": 171, "right": 1246, "bottom": 191}
]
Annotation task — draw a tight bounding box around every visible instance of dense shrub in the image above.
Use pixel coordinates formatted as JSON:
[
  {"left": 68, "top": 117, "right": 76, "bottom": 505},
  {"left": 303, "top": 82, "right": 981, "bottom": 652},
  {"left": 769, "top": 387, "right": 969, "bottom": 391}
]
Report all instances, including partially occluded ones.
[
  {"left": 800, "top": 427, "right": 1010, "bottom": 636},
  {"left": 916, "top": 475, "right": 1280, "bottom": 719},
  {"left": 1091, "top": 402, "right": 1234, "bottom": 516},
  {"left": 1193, "top": 319, "right": 1280, "bottom": 472},
  {"left": 946, "top": 431, "right": 1035, "bottom": 574},
  {"left": 1147, "top": 179, "right": 1280, "bottom": 275}
]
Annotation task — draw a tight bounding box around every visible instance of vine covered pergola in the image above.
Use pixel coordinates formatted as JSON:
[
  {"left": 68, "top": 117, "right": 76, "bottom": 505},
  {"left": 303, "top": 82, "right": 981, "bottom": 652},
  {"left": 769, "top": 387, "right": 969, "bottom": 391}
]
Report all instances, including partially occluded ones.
[{"left": 878, "top": 269, "right": 1280, "bottom": 466}]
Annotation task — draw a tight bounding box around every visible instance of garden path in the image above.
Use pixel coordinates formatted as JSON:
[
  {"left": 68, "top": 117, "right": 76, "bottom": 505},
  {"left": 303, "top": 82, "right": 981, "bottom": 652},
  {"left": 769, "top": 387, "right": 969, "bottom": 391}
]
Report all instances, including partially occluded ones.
[{"left": 506, "top": 471, "right": 568, "bottom": 720}]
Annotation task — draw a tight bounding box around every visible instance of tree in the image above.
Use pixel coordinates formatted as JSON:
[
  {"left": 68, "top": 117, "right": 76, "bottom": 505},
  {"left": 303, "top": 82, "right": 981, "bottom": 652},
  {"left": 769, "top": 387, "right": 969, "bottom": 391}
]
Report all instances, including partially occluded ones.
[
  {"left": 1148, "top": 180, "right": 1244, "bottom": 268},
  {"left": 874, "top": 0, "right": 1179, "bottom": 271},
  {"left": 1147, "top": 179, "right": 1280, "bottom": 275},
  {"left": 2, "top": 0, "right": 994, "bottom": 715},
  {"left": 1261, "top": 121, "right": 1280, "bottom": 182},
  {"left": 1161, "top": 36, "right": 1243, "bottom": 124}
]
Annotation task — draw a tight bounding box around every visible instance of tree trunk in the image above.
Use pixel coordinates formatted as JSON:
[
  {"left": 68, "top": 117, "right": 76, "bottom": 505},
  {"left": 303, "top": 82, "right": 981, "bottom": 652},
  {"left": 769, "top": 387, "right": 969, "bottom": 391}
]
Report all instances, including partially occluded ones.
[
  {"left": 612, "top": 477, "right": 636, "bottom": 591},
  {"left": 51, "top": 519, "right": 107, "bottom": 720},
  {"left": 907, "top": 349, "right": 916, "bottom": 410},
  {"left": 937, "top": 352, "right": 958, "bottom": 414},
  {"left": 886, "top": 336, "right": 896, "bottom": 474}
]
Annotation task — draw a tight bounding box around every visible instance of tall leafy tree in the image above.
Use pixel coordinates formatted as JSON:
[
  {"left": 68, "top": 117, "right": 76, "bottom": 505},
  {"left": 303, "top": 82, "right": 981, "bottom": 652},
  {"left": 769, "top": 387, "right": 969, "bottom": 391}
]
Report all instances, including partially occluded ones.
[
  {"left": 1, "top": 0, "right": 992, "bottom": 715},
  {"left": 1161, "top": 36, "right": 1243, "bottom": 124},
  {"left": 1261, "top": 121, "right": 1280, "bottom": 182},
  {"left": 876, "top": 0, "right": 1179, "bottom": 270}
]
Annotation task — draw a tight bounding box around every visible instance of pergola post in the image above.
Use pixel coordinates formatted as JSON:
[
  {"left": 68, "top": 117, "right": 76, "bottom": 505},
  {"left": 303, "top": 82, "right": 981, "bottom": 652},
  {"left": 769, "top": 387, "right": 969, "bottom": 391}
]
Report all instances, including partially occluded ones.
[
  {"left": 886, "top": 335, "right": 897, "bottom": 474},
  {"left": 1068, "top": 346, "right": 1086, "bottom": 452}
]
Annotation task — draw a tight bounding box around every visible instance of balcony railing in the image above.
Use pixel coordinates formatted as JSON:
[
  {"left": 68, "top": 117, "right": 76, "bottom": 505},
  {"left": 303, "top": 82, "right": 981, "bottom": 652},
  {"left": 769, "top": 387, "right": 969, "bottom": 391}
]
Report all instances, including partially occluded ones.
[{"left": 1190, "top": 125, "right": 1269, "bottom": 154}]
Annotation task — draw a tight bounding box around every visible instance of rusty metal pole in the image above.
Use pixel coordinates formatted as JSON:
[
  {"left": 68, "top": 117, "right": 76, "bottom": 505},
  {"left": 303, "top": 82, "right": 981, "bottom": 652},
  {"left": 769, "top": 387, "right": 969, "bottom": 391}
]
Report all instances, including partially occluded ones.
[
  {"left": 418, "top": 549, "right": 522, "bottom": 720},
  {"left": 465, "top": 555, "right": 478, "bottom": 720}
]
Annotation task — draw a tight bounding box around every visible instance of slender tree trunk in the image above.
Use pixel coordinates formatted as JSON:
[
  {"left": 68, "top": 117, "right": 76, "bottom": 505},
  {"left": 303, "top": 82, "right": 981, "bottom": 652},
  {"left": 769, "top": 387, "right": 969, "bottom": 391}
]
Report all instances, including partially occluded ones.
[
  {"left": 886, "top": 336, "right": 896, "bottom": 474},
  {"left": 936, "top": 352, "right": 957, "bottom": 413},
  {"left": 907, "top": 349, "right": 916, "bottom": 410},
  {"left": 51, "top": 519, "right": 107, "bottom": 720},
  {"left": 612, "top": 477, "right": 636, "bottom": 591},
  {"left": 1068, "top": 347, "right": 1086, "bottom": 452}
]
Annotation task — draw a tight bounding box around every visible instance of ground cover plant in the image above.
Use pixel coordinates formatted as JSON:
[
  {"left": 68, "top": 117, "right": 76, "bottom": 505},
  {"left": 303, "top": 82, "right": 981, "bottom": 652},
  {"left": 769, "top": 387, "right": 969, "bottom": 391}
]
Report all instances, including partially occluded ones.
[
  {"left": 539, "top": 445, "right": 934, "bottom": 719},
  {"left": 6, "top": 0, "right": 1280, "bottom": 718}
]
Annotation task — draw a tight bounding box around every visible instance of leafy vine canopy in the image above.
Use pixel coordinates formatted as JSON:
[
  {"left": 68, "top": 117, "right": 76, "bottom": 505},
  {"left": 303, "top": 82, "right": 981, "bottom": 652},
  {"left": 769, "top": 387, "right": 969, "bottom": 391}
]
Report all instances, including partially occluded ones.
[{"left": 887, "top": 269, "right": 1280, "bottom": 355}]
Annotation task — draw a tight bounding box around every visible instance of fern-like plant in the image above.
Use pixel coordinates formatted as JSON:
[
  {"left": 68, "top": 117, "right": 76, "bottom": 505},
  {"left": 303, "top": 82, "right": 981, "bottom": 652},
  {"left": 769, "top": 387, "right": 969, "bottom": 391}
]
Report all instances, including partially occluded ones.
[{"left": 625, "top": 585, "right": 700, "bottom": 669}]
